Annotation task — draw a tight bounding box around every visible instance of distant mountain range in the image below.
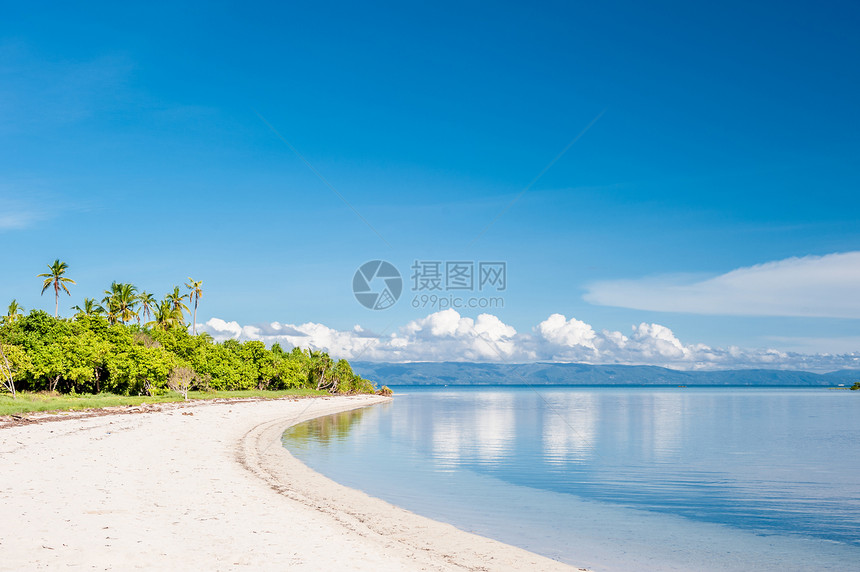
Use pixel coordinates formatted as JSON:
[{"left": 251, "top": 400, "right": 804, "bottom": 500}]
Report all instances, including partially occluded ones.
[{"left": 352, "top": 361, "right": 860, "bottom": 387}]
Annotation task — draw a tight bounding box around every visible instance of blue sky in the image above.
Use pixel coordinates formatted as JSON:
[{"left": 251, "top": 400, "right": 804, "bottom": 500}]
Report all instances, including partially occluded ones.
[{"left": 2, "top": 1, "right": 859, "bottom": 369}]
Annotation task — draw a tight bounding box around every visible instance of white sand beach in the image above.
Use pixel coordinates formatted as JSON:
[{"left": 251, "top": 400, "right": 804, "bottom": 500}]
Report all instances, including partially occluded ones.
[{"left": 0, "top": 395, "right": 579, "bottom": 571}]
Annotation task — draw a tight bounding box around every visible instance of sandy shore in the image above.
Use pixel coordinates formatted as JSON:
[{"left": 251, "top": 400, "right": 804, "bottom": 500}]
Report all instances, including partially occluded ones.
[{"left": 0, "top": 395, "right": 579, "bottom": 571}]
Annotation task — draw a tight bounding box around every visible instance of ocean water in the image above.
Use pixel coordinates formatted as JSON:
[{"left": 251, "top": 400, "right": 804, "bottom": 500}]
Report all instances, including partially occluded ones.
[{"left": 282, "top": 387, "right": 860, "bottom": 571}]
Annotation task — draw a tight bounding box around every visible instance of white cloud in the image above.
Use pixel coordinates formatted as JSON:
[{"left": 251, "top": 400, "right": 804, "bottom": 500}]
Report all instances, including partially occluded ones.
[
  {"left": 0, "top": 195, "right": 50, "bottom": 230},
  {"left": 584, "top": 251, "right": 860, "bottom": 318},
  {"left": 202, "top": 317, "right": 248, "bottom": 340},
  {"left": 537, "top": 314, "right": 598, "bottom": 353},
  {"left": 198, "top": 310, "right": 860, "bottom": 372},
  {"left": 394, "top": 309, "right": 521, "bottom": 361},
  {"left": 761, "top": 336, "right": 860, "bottom": 355},
  {"left": 0, "top": 183, "right": 83, "bottom": 231},
  {"left": 0, "top": 210, "right": 38, "bottom": 230}
]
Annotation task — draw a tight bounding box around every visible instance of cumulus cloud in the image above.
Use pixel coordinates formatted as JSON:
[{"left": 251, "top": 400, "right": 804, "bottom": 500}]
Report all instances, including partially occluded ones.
[
  {"left": 198, "top": 310, "right": 860, "bottom": 372},
  {"left": 584, "top": 251, "right": 860, "bottom": 318},
  {"left": 538, "top": 314, "right": 597, "bottom": 349}
]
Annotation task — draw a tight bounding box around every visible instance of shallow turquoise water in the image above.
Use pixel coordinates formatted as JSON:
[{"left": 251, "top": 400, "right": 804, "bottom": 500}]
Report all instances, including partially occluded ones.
[{"left": 282, "top": 387, "right": 860, "bottom": 571}]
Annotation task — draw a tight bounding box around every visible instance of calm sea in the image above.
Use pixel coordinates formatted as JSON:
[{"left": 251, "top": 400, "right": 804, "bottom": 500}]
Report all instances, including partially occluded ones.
[{"left": 282, "top": 387, "right": 860, "bottom": 571}]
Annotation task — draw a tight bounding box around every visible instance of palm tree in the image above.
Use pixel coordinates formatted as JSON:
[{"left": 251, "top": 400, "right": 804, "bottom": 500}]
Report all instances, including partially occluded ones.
[
  {"left": 101, "top": 286, "right": 117, "bottom": 324},
  {"left": 147, "top": 300, "right": 182, "bottom": 331},
  {"left": 116, "top": 283, "right": 138, "bottom": 324},
  {"left": 38, "top": 259, "right": 76, "bottom": 317},
  {"left": 165, "top": 286, "right": 190, "bottom": 326},
  {"left": 185, "top": 277, "right": 203, "bottom": 335},
  {"left": 4, "top": 300, "right": 24, "bottom": 324},
  {"left": 309, "top": 350, "right": 335, "bottom": 391},
  {"left": 103, "top": 305, "right": 119, "bottom": 325},
  {"left": 138, "top": 291, "right": 156, "bottom": 324},
  {"left": 71, "top": 298, "right": 103, "bottom": 318},
  {"left": 103, "top": 282, "right": 139, "bottom": 324}
]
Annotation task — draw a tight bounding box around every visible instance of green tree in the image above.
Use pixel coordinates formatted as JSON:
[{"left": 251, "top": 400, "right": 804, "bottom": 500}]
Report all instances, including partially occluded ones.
[
  {"left": 274, "top": 355, "right": 309, "bottom": 389},
  {"left": 165, "top": 286, "right": 190, "bottom": 326},
  {"left": 9, "top": 310, "right": 70, "bottom": 392},
  {"left": 105, "top": 345, "right": 174, "bottom": 396},
  {"left": 147, "top": 300, "right": 183, "bottom": 331},
  {"left": 330, "top": 359, "right": 353, "bottom": 392},
  {"left": 329, "top": 359, "right": 372, "bottom": 393},
  {"left": 71, "top": 298, "right": 103, "bottom": 318},
  {"left": 309, "top": 350, "right": 335, "bottom": 391},
  {"left": 4, "top": 300, "right": 24, "bottom": 325},
  {"left": 238, "top": 340, "right": 277, "bottom": 389},
  {"left": 103, "top": 282, "right": 139, "bottom": 324},
  {"left": 138, "top": 291, "right": 157, "bottom": 324},
  {"left": 61, "top": 331, "right": 111, "bottom": 393},
  {"left": 185, "top": 278, "right": 203, "bottom": 335},
  {"left": 103, "top": 305, "right": 119, "bottom": 325},
  {"left": 0, "top": 286, "right": 378, "bottom": 397},
  {"left": 198, "top": 341, "right": 256, "bottom": 390},
  {"left": 38, "top": 259, "right": 76, "bottom": 318}
]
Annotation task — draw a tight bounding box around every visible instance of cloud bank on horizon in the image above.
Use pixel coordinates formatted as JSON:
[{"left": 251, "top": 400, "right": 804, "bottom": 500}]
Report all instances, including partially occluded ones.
[
  {"left": 584, "top": 252, "right": 860, "bottom": 318},
  {"left": 199, "top": 309, "right": 860, "bottom": 373}
]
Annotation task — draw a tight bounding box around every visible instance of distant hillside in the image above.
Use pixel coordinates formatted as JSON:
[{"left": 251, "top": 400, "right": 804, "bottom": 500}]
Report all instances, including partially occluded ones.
[{"left": 352, "top": 361, "right": 860, "bottom": 387}]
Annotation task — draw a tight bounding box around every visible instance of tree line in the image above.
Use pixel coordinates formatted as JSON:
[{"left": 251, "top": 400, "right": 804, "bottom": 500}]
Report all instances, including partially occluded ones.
[
  {"left": 30, "top": 259, "right": 202, "bottom": 331},
  {"left": 0, "top": 260, "right": 378, "bottom": 398}
]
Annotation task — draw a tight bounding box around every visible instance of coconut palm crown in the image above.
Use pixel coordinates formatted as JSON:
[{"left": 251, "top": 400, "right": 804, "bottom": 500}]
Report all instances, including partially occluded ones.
[
  {"left": 38, "top": 259, "right": 76, "bottom": 317},
  {"left": 4, "top": 299, "right": 25, "bottom": 325},
  {"left": 185, "top": 277, "right": 203, "bottom": 335},
  {"left": 165, "top": 286, "right": 190, "bottom": 325}
]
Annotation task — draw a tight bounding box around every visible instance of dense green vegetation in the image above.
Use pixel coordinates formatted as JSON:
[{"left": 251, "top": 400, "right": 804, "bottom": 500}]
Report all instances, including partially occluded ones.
[
  {"left": 0, "top": 310, "right": 375, "bottom": 399},
  {"left": 0, "top": 260, "right": 378, "bottom": 403}
]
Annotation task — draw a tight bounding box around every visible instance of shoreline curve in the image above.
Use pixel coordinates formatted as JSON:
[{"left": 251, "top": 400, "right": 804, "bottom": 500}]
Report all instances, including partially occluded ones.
[{"left": 1, "top": 395, "right": 580, "bottom": 571}]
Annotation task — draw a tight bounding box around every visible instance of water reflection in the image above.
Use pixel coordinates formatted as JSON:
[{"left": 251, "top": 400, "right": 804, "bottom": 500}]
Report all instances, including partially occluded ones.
[
  {"left": 283, "top": 406, "right": 371, "bottom": 447},
  {"left": 284, "top": 388, "right": 860, "bottom": 548},
  {"left": 473, "top": 392, "right": 515, "bottom": 463},
  {"left": 283, "top": 389, "right": 691, "bottom": 471},
  {"left": 432, "top": 419, "right": 464, "bottom": 471},
  {"left": 282, "top": 388, "right": 860, "bottom": 570},
  {"left": 543, "top": 392, "right": 597, "bottom": 464},
  {"left": 428, "top": 392, "right": 516, "bottom": 470},
  {"left": 649, "top": 392, "right": 684, "bottom": 459}
]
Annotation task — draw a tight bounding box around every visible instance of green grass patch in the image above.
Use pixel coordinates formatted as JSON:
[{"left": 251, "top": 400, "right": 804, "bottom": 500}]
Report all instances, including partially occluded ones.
[{"left": 0, "top": 389, "right": 327, "bottom": 417}]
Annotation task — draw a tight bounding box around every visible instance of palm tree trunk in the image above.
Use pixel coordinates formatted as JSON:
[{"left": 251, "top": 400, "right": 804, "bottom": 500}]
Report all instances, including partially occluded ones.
[
  {"left": 54, "top": 281, "right": 59, "bottom": 317},
  {"left": 193, "top": 299, "right": 197, "bottom": 335}
]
